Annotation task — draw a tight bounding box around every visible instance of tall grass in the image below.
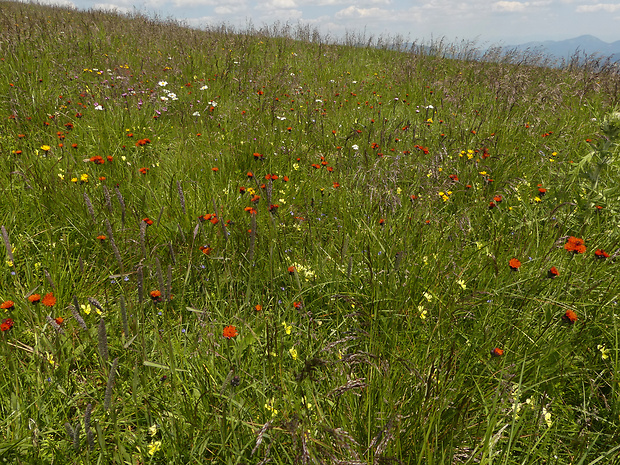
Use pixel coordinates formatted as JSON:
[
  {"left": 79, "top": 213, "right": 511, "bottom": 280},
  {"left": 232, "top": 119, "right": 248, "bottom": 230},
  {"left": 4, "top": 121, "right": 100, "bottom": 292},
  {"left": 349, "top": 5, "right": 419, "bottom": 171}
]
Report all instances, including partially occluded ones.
[{"left": 2, "top": 1, "right": 620, "bottom": 463}]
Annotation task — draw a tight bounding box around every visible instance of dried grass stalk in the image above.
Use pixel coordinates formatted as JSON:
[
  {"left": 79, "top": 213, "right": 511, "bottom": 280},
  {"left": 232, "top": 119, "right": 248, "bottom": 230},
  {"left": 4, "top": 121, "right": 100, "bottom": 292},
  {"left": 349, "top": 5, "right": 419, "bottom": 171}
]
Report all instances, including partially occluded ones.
[
  {"left": 104, "top": 357, "right": 119, "bottom": 411},
  {"left": 1, "top": 226, "right": 14, "bottom": 263},
  {"left": 97, "top": 318, "right": 109, "bottom": 362},
  {"left": 177, "top": 180, "right": 186, "bottom": 214}
]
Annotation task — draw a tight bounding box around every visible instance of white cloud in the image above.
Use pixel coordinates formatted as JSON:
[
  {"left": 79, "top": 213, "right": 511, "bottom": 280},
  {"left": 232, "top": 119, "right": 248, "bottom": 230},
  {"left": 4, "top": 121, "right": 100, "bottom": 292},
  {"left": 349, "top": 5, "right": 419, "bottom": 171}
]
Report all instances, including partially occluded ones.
[
  {"left": 92, "top": 2, "right": 130, "bottom": 13},
  {"left": 35, "top": 0, "right": 76, "bottom": 7},
  {"left": 334, "top": 6, "right": 391, "bottom": 19},
  {"left": 492, "top": 1, "right": 529, "bottom": 12},
  {"left": 576, "top": 3, "right": 620, "bottom": 13}
]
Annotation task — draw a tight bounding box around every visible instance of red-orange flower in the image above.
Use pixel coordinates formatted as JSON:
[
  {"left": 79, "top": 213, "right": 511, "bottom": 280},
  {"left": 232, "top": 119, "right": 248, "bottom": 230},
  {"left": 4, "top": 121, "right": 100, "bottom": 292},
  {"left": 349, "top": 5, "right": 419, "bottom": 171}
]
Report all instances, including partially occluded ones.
[
  {"left": 548, "top": 266, "right": 559, "bottom": 278},
  {"left": 254, "top": 304, "right": 263, "bottom": 312},
  {"left": 42, "top": 292, "right": 56, "bottom": 307},
  {"left": 564, "top": 236, "right": 586, "bottom": 254},
  {"left": 595, "top": 249, "right": 610, "bottom": 259},
  {"left": 143, "top": 218, "right": 154, "bottom": 226},
  {"left": 509, "top": 258, "right": 521, "bottom": 271},
  {"left": 562, "top": 310, "right": 578, "bottom": 324},
  {"left": 490, "top": 347, "right": 504, "bottom": 357},
  {"left": 223, "top": 325, "right": 238, "bottom": 339},
  {"left": 293, "top": 301, "right": 303, "bottom": 309},
  {"left": 1, "top": 318, "right": 14, "bottom": 332},
  {"left": 199, "top": 245, "right": 212, "bottom": 255},
  {"left": 0, "top": 300, "right": 15, "bottom": 311},
  {"left": 28, "top": 294, "right": 41, "bottom": 304},
  {"left": 139, "top": 167, "right": 149, "bottom": 174},
  {"left": 90, "top": 155, "right": 105, "bottom": 165},
  {"left": 150, "top": 290, "right": 162, "bottom": 302},
  {"left": 96, "top": 235, "right": 107, "bottom": 242},
  {"left": 54, "top": 317, "right": 64, "bottom": 326},
  {"left": 288, "top": 266, "right": 296, "bottom": 274}
]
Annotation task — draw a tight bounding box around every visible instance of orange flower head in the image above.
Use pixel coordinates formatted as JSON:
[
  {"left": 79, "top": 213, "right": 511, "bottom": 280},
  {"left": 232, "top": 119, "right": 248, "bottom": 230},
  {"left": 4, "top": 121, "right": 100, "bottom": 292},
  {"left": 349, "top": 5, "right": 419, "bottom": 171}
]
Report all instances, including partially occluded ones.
[
  {"left": 143, "top": 218, "right": 154, "bottom": 226},
  {"left": 564, "top": 236, "right": 586, "bottom": 254},
  {"left": 509, "top": 258, "right": 521, "bottom": 271},
  {"left": 28, "top": 294, "right": 41, "bottom": 304},
  {"left": 595, "top": 249, "right": 610, "bottom": 259},
  {"left": 54, "top": 317, "right": 64, "bottom": 325},
  {"left": 490, "top": 347, "right": 504, "bottom": 357},
  {"left": 96, "top": 235, "right": 107, "bottom": 242},
  {"left": 254, "top": 304, "right": 263, "bottom": 312},
  {"left": 0, "top": 300, "right": 15, "bottom": 310},
  {"left": 562, "top": 310, "right": 578, "bottom": 324},
  {"left": 1, "top": 318, "right": 14, "bottom": 332},
  {"left": 150, "top": 290, "right": 162, "bottom": 300},
  {"left": 288, "top": 266, "right": 296, "bottom": 274},
  {"left": 548, "top": 266, "right": 559, "bottom": 278},
  {"left": 42, "top": 292, "right": 56, "bottom": 307},
  {"left": 293, "top": 301, "right": 303, "bottom": 309},
  {"left": 223, "top": 325, "right": 238, "bottom": 339}
]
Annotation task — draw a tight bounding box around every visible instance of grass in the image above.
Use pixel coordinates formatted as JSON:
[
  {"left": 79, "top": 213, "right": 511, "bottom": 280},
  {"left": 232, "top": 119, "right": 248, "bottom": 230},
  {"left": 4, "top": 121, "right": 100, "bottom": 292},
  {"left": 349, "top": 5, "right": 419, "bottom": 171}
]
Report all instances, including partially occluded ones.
[{"left": 2, "top": 1, "right": 620, "bottom": 463}]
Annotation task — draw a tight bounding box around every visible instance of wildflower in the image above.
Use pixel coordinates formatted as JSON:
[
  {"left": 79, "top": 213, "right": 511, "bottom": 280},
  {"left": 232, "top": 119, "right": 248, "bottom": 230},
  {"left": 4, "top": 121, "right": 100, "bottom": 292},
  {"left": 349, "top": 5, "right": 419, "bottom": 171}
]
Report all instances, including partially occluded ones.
[
  {"left": 41, "top": 145, "right": 51, "bottom": 152},
  {"left": 293, "top": 301, "right": 303, "bottom": 309},
  {"left": 199, "top": 245, "right": 212, "bottom": 255},
  {"left": 564, "top": 236, "right": 586, "bottom": 254},
  {"left": 542, "top": 407, "right": 552, "bottom": 427},
  {"left": 42, "top": 292, "right": 56, "bottom": 307},
  {"left": 562, "top": 309, "right": 578, "bottom": 324},
  {"left": 1, "top": 318, "right": 14, "bottom": 332},
  {"left": 264, "top": 398, "right": 278, "bottom": 417},
  {"left": 379, "top": 218, "right": 385, "bottom": 226},
  {"left": 490, "top": 347, "right": 504, "bottom": 357},
  {"left": 254, "top": 304, "right": 262, "bottom": 312},
  {"left": 509, "top": 258, "right": 521, "bottom": 271},
  {"left": 28, "top": 294, "right": 41, "bottom": 304},
  {"left": 288, "top": 266, "right": 296, "bottom": 274},
  {"left": 223, "top": 325, "right": 238, "bottom": 339},
  {"left": 143, "top": 218, "right": 154, "bottom": 226},
  {"left": 598, "top": 344, "right": 610, "bottom": 360},
  {"left": 139, "top": 167, "right": 149, "bottom": 174},
  {"left": 147, "top": 440, "right": 162, "bottom": 456},
  {"left": 547, "top": 266, "right": 559, "bottom": 278},
  {"left": 90, "top": 155, "right": 105, "bottom": 164},
  {"left": 282, "top": 321, "right": 292, "bottom": 335},
  {"left": 96, "top": 235, "right": 106, "bottom": 242},
  {"left": 493, "top": 195, "right": 503, "bottom": 203},
  {"left": 150, "top": 290, "right": 162, "bottom": 303},
  {"left": 457, "top": 279, "right": 467, "bottom": 290},
  {"left": 1, "top": 300, "right": 15, "bottom": 311},
  {"left": 289, "top": 347, "right": 298, "bottom": 360},
  {"left": 54, "top": 317, "right": 64, "bottom": 326},
  {"left": 81, "top": 303, "right": 92, "bottom": 315},
  {"left": 80, "top": 174, "right": 89, "bottom": 183},
  {"left": 418, "top": 305, "right": 427, "bottom": 319},
  {"left": 595, "top": 249, "right": 610, "bottom": 259}
]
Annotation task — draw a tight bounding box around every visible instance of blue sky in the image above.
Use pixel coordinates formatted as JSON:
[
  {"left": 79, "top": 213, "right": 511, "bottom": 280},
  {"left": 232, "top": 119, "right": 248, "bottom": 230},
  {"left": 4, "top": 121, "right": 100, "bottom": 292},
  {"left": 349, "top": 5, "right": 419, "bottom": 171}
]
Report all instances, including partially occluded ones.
[{"left": 31, "top": 0, "right": 620, "bottom": 45}]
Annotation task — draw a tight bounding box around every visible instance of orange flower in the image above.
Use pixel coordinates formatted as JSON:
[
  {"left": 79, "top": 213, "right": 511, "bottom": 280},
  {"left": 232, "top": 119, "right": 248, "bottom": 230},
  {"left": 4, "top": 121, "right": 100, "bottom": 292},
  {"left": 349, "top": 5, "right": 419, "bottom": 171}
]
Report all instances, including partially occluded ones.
[
  {"left": 90, "top": 155, "right": 105, "bottom": 165},
  {"left": 96, "top": 235, "right": 107, "bottom": 242},
  {"left": 288, "top": 266, "right": 296, "bottom": 274},
  {"left": 139, "top": 167, "right": 149, "bottom": 174},
  {"left": 54, "top": 317, "right": 64, "bottom": 325},
  {"left": 564, "top": 236, "right": 586, "bottom": 254},
  {"left": 509, "top": 258, "right": 521, "bottom": 271},
  {"left": 293, "top": 301, "right": 303, "bottom": 309},
  {"left": 28, "top": 294, "right": 41, "bottom": 304},
  {"left": 562, "top": 310, "right": 578, "bottom": 324},
  {"left": 547, "top": 266, "right": 559, "bottom": 278},
  {"left": 199, "top": 245, "right": 212, "bottom": 255},
  {"left": 143, "top": 218, "right": 154, "bottom": 226},
  {"left": 1, "top": 318, "right": 14, "bottom": 332},
  {"left": 254, "top": 304, "right": 262, "bottom": 312},
  {"left": 490, "top": 347, "right": 504, "bottom": 357},
  {"left": 150, "top": 290, "right": 162, "bottom": 302},
  {"left": 223, "top": 325, "right": 238, "bottom": 339},
  {"left": 0, "top": 300, "right": 15, "bottom": 310},
  {"left": 595, "top": 249, "right": 610, "bottom": 259},
  {"left": 42, "top": 292, "right": 56, "bottom": 307}
]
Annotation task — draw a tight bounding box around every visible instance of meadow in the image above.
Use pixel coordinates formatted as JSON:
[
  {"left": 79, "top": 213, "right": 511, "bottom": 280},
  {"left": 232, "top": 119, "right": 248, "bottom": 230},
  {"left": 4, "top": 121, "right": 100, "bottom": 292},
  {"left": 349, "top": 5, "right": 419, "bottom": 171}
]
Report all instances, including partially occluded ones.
[{"left": 2, "top": 2, "right": 620, "bottom": 463}]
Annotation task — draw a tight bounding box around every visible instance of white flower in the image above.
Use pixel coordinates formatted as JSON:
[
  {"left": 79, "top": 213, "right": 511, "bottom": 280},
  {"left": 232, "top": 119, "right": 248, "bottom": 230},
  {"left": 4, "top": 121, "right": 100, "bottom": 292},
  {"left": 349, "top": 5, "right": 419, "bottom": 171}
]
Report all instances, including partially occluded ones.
[
  {"left": 200, "top": 85, "right": 208, "bottom": 90},
  {"left": 160, "top": 96, "right": 169, "bottom": 101},
  {"left": 192, "top": 111, "right": 201, "bottom": 117},
  {"left": 158, "top": 80, "right": 168, "bottom": 87},
  {"left": 276, "top": 116, "right": 286, "bottom": 120},
  {"left": 94, "top": 105, "right": 104, "bottom": 110},
  {"left": 207, "top": 101, "right": 217, "bottom": 107},
  {"left": 352, "top": 144, "right": 359, "bottom": 151},
  {"left": 542, "top": 407, "right": 552, "bottom": 427},
  {"left": 168, "top": 92, "right": 178, "bottom": 100}
]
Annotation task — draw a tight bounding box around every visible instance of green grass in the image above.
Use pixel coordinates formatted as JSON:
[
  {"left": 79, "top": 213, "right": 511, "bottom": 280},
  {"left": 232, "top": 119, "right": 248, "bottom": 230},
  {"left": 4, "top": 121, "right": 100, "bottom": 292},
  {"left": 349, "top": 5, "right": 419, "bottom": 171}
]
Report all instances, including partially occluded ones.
[{"left": 2, "top": 2, "right": 620, "bottom": 463}]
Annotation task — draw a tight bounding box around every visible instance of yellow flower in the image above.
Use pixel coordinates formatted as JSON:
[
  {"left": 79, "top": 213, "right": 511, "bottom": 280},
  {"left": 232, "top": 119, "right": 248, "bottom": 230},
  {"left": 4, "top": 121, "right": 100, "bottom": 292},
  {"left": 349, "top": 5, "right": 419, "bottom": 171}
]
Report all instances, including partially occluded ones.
[
  {"left": 282, "top": 321, "right": 292, "bottom": 335},
  {"left": 534, "top": 196, "right": 542, "bottom": 203},
  {"left": 457, "top": 279, "right": 466, "bottom": 290},
  {"left": 80, "top": 173, "right": 89, "bottom": 183},
  {"left": 148, "top": 424, "right": 158, "bottom": 436},
  {"left": 289, "top": 347, "right": 298, "bottom": 360},
  {"left": 418, "top": 305, "right": 427, "bottom": 320},
  {"left": 598, "top": 344, "right": 610, "bottom": 360},
  {"left": 81, "top": 303, "right": 91, "bottom": 315},
  {"left": 71, "top": 177, "right": 78, "bottom": 183},
  {"left": 147, "top": 440, "right": 162, "bottom": 456},
  {"left": 41, "top": 145, "right": 51, "bottom": 151}
]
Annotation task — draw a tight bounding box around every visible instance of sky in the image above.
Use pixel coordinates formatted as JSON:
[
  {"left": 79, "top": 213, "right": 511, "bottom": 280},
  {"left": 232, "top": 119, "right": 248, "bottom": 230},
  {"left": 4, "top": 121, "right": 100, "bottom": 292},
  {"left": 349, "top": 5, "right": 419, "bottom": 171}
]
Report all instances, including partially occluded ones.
[{"left": 29, "top": 0, "right": 620, "bottom": 46}]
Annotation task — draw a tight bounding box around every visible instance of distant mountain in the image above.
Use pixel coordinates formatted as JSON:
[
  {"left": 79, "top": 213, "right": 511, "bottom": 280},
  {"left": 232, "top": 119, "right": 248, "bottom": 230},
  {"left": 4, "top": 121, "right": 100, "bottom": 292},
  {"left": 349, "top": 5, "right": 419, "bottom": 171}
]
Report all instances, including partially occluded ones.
[{"left": 505, "top": 35, "right": 620, "bottom": 64}]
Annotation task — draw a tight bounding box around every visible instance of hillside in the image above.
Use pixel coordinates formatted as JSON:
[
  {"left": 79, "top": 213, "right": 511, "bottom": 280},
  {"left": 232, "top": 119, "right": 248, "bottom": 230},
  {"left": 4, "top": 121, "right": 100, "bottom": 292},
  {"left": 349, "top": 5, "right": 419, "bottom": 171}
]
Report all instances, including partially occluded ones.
[{"left": 2, "top": 2, "right": 620, "bottom": 463}]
